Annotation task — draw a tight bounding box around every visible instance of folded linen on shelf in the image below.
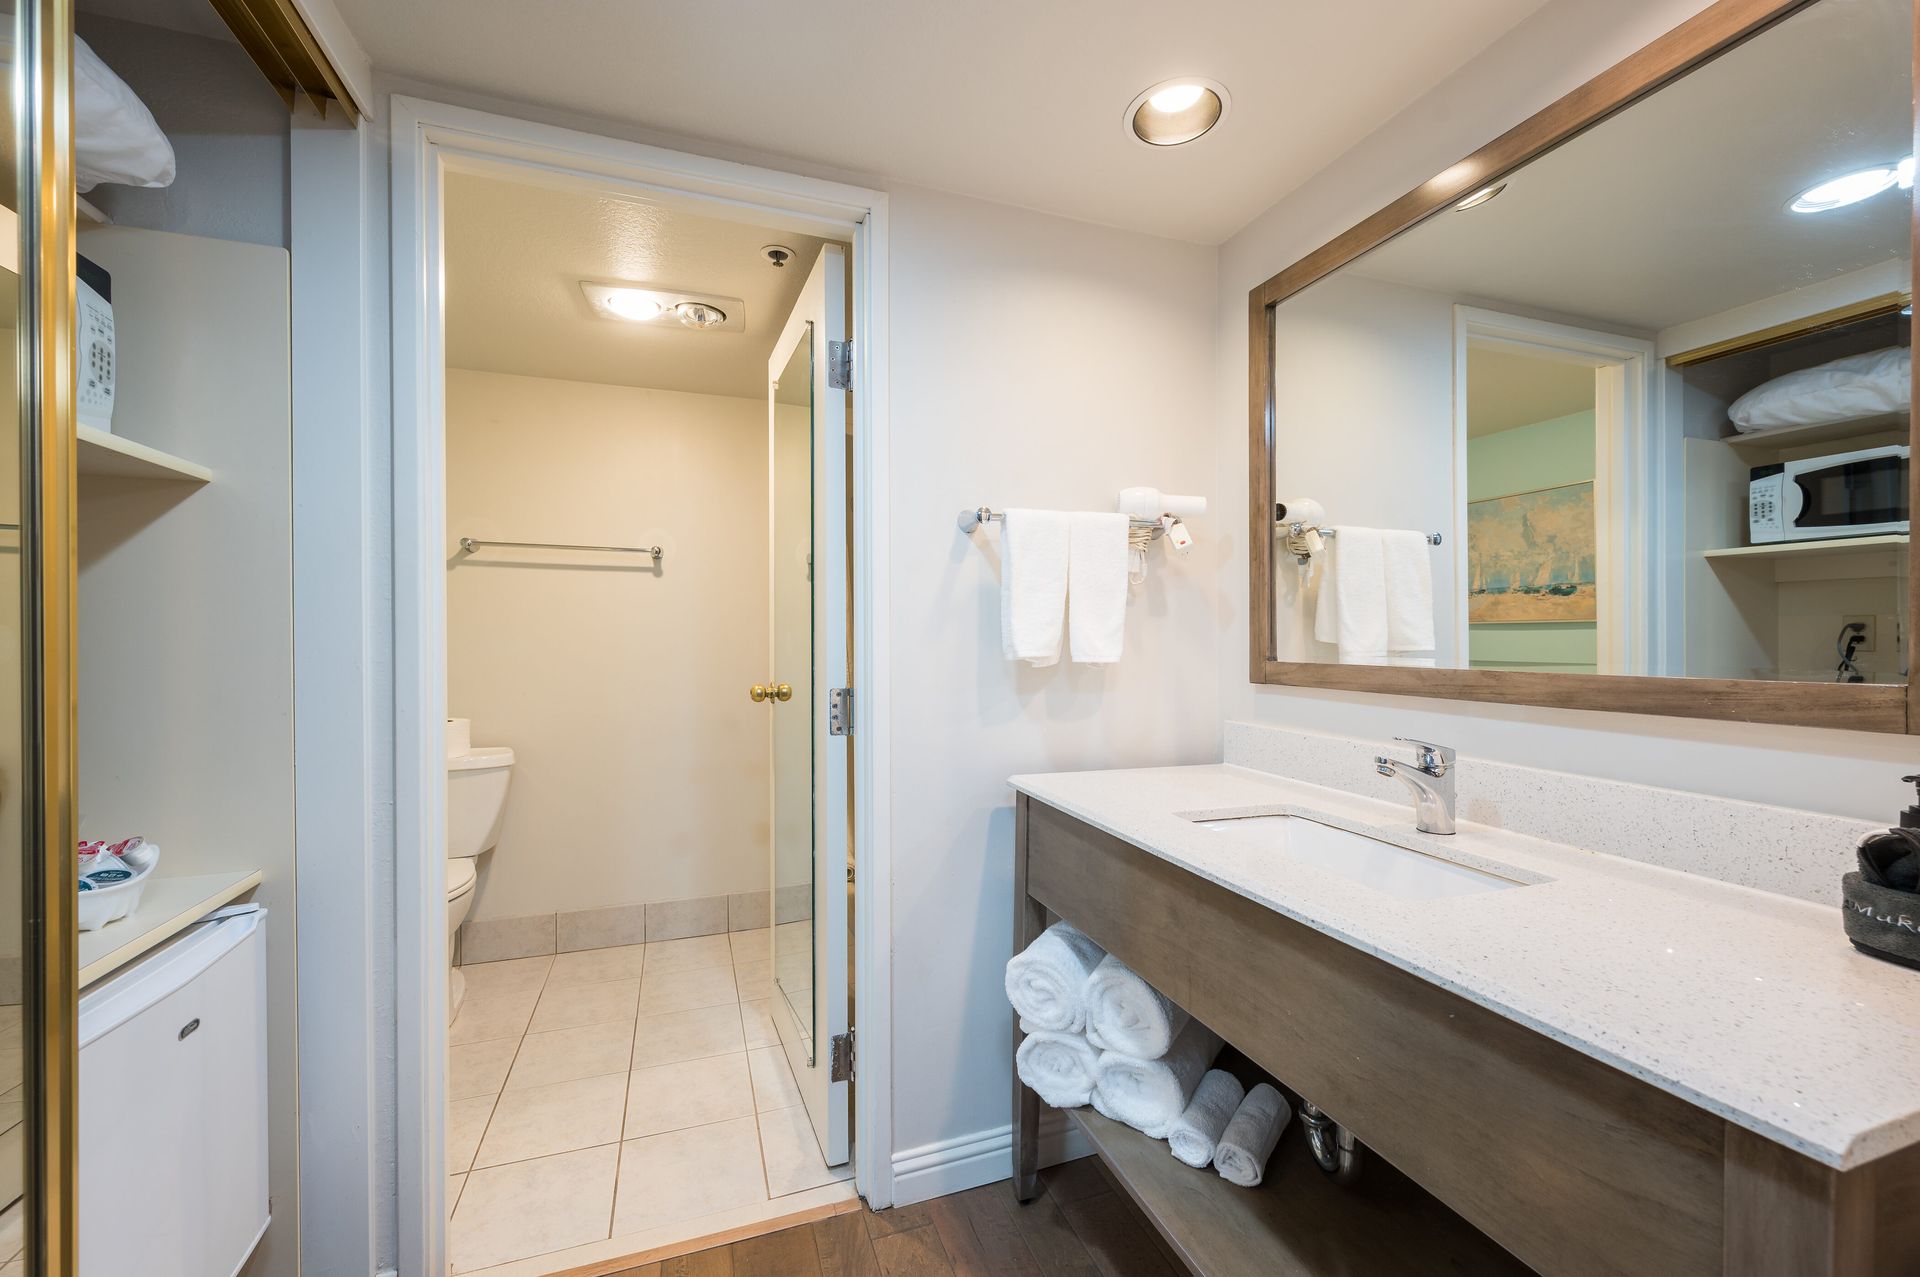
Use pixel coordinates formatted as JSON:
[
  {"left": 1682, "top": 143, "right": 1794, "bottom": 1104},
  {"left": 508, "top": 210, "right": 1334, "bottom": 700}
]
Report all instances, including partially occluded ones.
[
  {"left": 1091, "top": 1018, "right": 1222, "bottom": 1139},
  {"left": 1084, "top": 953, "right": 1188, "bottom": 1058},
  {"left": 1004, "top": 920, "right": 1106, "bottom": 1033},
  {"left": 1214, "top": 1082, "right": 1292, "bottom": 1188}
]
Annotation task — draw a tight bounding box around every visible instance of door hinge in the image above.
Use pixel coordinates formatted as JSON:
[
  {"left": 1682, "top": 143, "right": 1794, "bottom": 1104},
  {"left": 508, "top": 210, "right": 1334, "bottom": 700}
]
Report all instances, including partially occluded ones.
[
  {"left": 830, "top": 1029, "right": 855, "bottom": 1082},
  {"left": 828, "top": 686, "right": 854, "bottom": 736},
  {"left": 827, "top": 339, "right": 853, "bottom": 390}
]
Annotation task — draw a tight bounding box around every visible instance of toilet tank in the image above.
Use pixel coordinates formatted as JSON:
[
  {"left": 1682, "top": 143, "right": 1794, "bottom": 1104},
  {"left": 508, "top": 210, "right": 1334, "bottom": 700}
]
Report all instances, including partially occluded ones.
[{"left": 448, "top": 746, "right": 514, "bottom": 859}]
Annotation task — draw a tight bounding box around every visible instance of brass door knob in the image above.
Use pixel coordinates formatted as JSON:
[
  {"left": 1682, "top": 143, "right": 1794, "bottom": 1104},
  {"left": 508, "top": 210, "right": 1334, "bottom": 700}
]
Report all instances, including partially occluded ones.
[
  {"left": 772, "top": 682, "right": 793, "bottom": 702},
  {"left": 750, "top": 684, "right": 770, "bottom": 703}
]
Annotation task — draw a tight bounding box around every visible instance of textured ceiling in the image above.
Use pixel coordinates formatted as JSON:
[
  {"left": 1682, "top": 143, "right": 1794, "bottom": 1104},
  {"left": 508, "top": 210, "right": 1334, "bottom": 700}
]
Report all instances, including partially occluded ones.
[
  {"left": 444, "top": 168, "right": 838, "bottom": 399},
  {"left": 1350, "top": 0, "right": 1910, "bottom": 335},
  {"left": 1467, "top": 347, "right": 1594, "bottom": 437},
  {"left": 333, "top": 0, "right": 1549, "bottom": 244}
]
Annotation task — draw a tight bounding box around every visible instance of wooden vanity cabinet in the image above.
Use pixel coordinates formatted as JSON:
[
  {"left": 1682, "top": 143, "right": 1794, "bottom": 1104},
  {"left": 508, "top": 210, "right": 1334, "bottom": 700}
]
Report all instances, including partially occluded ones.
[{"left": 1010, "top": 794, "right": 1920, "bottom": 1277}]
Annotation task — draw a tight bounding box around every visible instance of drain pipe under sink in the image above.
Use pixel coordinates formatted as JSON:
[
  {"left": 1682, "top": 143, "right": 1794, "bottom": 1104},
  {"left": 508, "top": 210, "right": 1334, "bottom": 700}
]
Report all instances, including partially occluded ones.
[{"left": 1299, "top": 1100, "right": 1365, "bottom": 1183}]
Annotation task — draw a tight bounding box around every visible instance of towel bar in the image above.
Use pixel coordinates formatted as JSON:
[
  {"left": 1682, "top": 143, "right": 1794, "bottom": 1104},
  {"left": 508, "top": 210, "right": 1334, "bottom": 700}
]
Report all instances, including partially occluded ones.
[
  {"left": 1285, "top": 521, "right": 1442, "bottom": 547},
  {"left": 458, "top": 536, "right": 663, "bottom": 563},
  {"left": 958, "top": 506, "right": 1166, "bottom": 535}
]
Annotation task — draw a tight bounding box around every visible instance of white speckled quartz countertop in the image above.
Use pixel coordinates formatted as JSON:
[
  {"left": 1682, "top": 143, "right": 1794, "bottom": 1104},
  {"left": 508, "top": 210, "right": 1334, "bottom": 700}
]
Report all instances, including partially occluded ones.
[{"left": 1010, "top": 764, "right": 1920, "bottom": 1171}]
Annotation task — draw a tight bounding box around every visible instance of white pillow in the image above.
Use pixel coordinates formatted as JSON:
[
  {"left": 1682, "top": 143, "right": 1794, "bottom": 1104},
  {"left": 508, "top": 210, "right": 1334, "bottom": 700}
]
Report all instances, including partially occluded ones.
[
  {"left": 1727, "top": 345, "right": 1910, "bottom": 432},
  {"left": 75, "top": 36, "right": 175, "bottom": 193}
]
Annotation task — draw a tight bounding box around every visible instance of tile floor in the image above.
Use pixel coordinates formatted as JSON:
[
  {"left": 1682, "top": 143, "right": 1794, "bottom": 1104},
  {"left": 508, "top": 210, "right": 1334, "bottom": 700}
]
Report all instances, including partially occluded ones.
[{"left": 446, "top": 930, "right": 852, "bottom": 1274}]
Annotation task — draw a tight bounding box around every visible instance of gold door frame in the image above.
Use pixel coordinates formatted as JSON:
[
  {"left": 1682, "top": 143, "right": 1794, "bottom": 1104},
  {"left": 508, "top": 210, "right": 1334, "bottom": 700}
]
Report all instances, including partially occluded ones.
[{"left": 18, "top": 0, "right": 76, "bottom": 1272}]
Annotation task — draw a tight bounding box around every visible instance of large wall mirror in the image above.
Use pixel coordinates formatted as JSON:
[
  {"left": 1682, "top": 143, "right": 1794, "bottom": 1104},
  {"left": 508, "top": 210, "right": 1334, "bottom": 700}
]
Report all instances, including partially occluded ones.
[{"left": 1249, "top": 0, "right": 1918, "bottom": 731}]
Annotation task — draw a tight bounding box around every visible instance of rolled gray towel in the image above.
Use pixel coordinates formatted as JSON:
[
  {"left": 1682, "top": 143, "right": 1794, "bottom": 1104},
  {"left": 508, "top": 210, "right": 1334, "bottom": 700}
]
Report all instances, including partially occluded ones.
[
  {"left": 1214, "top": 1083, "right": 1291, "bottom": 1187},
  {"left": 1167, "top": 1069, "right": 1245, "bottom": 1169}
]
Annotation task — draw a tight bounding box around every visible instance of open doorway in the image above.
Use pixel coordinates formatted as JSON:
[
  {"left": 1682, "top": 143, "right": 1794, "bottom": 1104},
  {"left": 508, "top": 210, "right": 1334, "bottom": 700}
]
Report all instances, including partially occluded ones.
[{"left": 396, "top": 119, "right": 885, "bottom": 1275}]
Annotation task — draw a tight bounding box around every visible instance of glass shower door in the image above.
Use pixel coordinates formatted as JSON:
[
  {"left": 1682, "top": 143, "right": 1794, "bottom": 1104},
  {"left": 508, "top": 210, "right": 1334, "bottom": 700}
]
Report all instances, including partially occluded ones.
[{"left": 765, "top": 244, "right": 849, "bottom": 1166}]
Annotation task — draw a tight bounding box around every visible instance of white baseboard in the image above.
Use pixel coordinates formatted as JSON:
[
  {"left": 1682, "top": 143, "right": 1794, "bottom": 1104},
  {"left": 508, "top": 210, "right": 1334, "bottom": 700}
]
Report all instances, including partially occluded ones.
[{"left": 889, "top": 1111, "right": 1093, "bottom": 1207}]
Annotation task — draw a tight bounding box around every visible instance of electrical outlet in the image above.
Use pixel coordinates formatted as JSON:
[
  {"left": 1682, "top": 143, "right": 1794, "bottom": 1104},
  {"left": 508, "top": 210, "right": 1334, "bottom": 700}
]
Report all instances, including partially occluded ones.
[{"left": 1843, "top": 614, "right": 1877, "bottom": 654}]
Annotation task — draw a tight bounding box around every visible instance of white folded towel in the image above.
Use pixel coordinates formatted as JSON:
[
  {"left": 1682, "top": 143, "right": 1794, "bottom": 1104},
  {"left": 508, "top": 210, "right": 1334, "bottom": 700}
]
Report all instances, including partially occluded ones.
[
  {"left": 1167, "top": 1069, "right": 1245, "bottom": 1169},
  {"left": 1001, "top": 509, "right": 1070, "bottom": 666},
  {"left": 1015, "top": 1029, "right": 1099, "bottom": 1109},
  {"left": 1382, "top": 529, "right": 1436, "bottom": 664},
  {"left": 1092, "top": 1018, "right": 1222, "bottom": 1139},
  {"left": 1067, "top": 512, "right": 1131, "bottom": 664},
  {"left": 1004, "top": 921, "right": 1106, "bottom": 1033},
  {"left": 1214, "top": 1082, "right": 1291, "bottom": 1187},
  {"left": 1084, "top": 954, "right": 1187, "bottom": 1059},
  {"left": 1313, "top": 527, "right": 1388, "bottom": 663}
]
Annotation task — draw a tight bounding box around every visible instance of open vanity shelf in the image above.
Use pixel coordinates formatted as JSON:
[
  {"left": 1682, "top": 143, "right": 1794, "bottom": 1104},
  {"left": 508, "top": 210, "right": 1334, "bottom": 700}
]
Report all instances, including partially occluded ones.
[{"left": 76, "top": 424, "right": 212, "bottom": 483}]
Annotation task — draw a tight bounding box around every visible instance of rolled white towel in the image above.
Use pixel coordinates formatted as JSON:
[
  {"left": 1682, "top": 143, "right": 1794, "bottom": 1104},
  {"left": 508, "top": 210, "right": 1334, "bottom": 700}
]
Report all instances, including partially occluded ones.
[
  {"left": 1084, "top": 954, "right": 1187, "bottom": 1058},
  {"left": 1214, "top": 1083, "right": 1291, "bottom": 1187},
  {"left": 1167, "top": 1069, "right": 1246, "bottom": 1169},
  {"left": 1005, "top": 921, "right": 1106, "bottom": 1034},
  {"left": 1015, "top": 1030, "right": 1099, "bottom": 1109},
  {"left": 1091, "top": 1084, "right": 1123, "bottom": 1124},
  {"left": 1092, "top": 1018, "right": 1222, "bottom": 1139}
]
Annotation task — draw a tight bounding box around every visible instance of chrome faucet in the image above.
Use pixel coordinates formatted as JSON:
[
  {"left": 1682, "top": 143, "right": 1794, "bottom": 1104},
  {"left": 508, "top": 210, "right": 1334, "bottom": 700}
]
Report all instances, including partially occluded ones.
[{"left": 1374, "top": 737, "right": 1456, "bottom": 835}]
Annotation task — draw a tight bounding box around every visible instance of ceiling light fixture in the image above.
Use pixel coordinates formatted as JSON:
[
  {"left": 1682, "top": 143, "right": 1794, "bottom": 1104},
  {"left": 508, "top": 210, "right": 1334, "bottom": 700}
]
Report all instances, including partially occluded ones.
[
  {"left": 675, "top": 301, "right": 728, "bottom": 329},
  {"left": 1126, "top": 77, "right": 1228, "bottom": 147},
  {"left": 1453, "top": 182, "right": 1507, "bottom": 211},
  {"left": 1790, "top": 157, "right": 1914, "bottom": 213},
  {"left": 581, "top": 282, "right": 669, "bottom": 322}
]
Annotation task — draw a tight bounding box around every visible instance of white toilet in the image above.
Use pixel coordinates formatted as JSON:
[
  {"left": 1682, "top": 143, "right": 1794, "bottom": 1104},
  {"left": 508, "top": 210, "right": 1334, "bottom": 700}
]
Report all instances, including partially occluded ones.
[{"left": 447, "top": 717, "right": 514, "bottom": 1022}]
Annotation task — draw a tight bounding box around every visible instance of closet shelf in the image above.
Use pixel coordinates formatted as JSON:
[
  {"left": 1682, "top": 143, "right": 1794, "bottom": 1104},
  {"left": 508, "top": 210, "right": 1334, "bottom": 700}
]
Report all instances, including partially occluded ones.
[
  {"left": 78, "top": 868, "right": 261, "bottom": 988},
  {"left": 1702, "top": 534, "right": 1908, "bottom": 561},
  {"left": 1719, "top": 408, "right": 1908, "bottom": 453},
  {"left": 77, "top": 425, "right": 212, "bottom": 483}
]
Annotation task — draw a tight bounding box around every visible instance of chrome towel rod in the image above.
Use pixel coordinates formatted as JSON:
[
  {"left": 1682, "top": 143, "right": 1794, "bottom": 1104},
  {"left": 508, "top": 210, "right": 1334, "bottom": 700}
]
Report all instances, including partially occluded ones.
[
  {"left": 957, "top": 506, "right": 1165, "bottom": 534},
  {"left": 1286, "top": 521, "right": 1441, "bottom": 546},
  {"left": 459, "top": 536, "right": 663, "bottom": 563}
]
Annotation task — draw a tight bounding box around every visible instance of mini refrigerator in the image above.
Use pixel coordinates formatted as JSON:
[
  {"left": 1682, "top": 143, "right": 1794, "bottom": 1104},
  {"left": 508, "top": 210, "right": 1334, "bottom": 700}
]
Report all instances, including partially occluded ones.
[{"left": 79, "top": 908, "right": 268, "bottom": 1277}]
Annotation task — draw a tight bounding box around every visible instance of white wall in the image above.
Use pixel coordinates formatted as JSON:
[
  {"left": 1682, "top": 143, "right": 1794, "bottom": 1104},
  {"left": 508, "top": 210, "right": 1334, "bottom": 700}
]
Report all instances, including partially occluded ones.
[
  {"left": 1216, "top": 0, "right": 1920, "bottom": 820},
  {"left": 885, "top": 186, "right": 1220, "bottom": 1191},
  {"left": 446, "top": 370, "right": 770, "bottom": 920}
]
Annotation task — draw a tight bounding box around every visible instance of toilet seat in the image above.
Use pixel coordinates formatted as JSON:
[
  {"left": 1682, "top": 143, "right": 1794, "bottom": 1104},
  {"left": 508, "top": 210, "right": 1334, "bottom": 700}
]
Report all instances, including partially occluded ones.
[{"left": 447, "top": 857, "right": 477, "bottom": 903}]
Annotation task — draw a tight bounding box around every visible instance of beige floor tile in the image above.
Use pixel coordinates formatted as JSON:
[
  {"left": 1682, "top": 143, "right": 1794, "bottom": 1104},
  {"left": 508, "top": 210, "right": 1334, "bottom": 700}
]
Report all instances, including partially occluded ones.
[
  {"left": 630, "top": 1003, "right": 745, "bottom": 1069},
  {"left": 610, "top": 1117, "right": 766, "bottom": 1235},
  {"left": 447, "top": 1095, "right": 495, "bottom": 1173},
  {"left": 637, "top": 964, "right": 739, "bottom": 1017},
  {"left": 450, "top": 1144, "right": 618, "bottom": 1273},
  {"left": 448, "top": 1173, "right": 465, "bottom": 1220},
  {"left": 505, "top": 1020, "right": 633, "bottom": 1090},
  {"left": 449, "top": 1037, "right": 519, "bottom": 1101},
  {"left": 460, "top": 954, "right": 553, "bottom": 995},
  {"left": 547, "top": 944, "right": 647, "bottom": 988},
  {"left": 643, "top": 934, "right": 734, "bottom": 973},
  {"left": 757, "top": 1105, "right": 851, "bottom": 1197},
  {"left": 732, "top": 959, "right": 773, "bottom": 1001},
  {"left": 747, "top": 1046, "right": 802, "bottom": 1113},
  {"left": 739, "top": 998, "right": 779, "bottom": 1050},
  {"left": 475, "top": 1073, "right": 627, "bottom": 1168},
  {"left": 624, "top": 1053, "right": 753, "bottom": 1137},
  {"left": 449, "top": 983, "right": 540, "bottom": 1047},
  {"left": 728, "top": 928, "right": 770, "bottom": 964},
  {"left": 528, "top": 978, "right": 639, "bottom": 1033}
]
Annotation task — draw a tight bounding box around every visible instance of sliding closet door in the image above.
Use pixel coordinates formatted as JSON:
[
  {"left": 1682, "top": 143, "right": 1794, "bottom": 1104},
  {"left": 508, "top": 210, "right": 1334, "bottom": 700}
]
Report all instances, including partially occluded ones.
[{"left": 7, "top": 1, "right": 79, "bottom": 1272}]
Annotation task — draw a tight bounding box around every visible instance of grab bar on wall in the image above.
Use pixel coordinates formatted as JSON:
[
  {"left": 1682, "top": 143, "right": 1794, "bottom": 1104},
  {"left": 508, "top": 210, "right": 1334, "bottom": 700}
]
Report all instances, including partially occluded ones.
[{"left": 458, "top": 536, "right": 663, "bottom": 563}]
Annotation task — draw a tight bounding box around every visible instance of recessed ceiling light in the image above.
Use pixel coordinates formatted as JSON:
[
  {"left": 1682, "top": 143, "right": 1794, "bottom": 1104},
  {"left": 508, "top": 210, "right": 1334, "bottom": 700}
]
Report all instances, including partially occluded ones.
[
  {"left": 1790, "top": 157, "right": 1914, "bottom": 213},
  {"left": 675, "top": 301, "right": 728, "bottom": 329},
  {"left": 1126, "top": 78, "right": 1228, "bottom": 147},
  {"left": 1453, "top": 182, "right": 1506, "bottom": 212}
]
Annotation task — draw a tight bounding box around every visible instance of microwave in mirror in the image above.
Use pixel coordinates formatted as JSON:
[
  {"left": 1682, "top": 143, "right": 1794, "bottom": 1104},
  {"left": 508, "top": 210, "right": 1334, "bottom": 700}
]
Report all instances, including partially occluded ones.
[{"left": 1262, "top": 0, "right": 1912, "bottom": 687}]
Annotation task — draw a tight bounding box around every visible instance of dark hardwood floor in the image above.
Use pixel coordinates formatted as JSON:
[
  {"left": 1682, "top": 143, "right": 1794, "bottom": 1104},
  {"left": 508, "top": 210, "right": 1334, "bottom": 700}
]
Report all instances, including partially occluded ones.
[{"left": 605, "top": 1159, "right": 1181, "bottom": 1276}]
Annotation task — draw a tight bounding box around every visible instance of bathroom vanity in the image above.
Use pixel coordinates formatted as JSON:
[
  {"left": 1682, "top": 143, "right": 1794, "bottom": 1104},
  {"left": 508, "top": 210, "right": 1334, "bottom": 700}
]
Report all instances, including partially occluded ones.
[{"left": 1009, "top": 765, "right": 1920, "bottom": 1277}]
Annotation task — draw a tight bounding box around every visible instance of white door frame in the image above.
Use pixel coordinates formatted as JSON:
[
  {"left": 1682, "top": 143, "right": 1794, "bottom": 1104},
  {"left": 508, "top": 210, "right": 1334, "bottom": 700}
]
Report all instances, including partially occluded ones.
[
  {"left": 1452, "top": 306, "right": 1662, "bottom": 674},
  {"left": 389, "top": 96, "right": 895, "bottom": 1277}
]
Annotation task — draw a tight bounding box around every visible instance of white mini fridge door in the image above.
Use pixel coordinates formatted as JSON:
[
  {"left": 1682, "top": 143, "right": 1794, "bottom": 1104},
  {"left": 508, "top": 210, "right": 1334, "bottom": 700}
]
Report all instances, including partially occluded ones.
[{"left": 79, "top": 908, "right": 269, "bottom": 1277}]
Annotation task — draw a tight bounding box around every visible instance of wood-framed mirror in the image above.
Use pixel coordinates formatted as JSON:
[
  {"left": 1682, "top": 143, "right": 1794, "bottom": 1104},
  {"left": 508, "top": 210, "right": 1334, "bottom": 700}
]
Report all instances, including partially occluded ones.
[{"left": 1248, "top": 0, "right": 1918, "bottom": 732}]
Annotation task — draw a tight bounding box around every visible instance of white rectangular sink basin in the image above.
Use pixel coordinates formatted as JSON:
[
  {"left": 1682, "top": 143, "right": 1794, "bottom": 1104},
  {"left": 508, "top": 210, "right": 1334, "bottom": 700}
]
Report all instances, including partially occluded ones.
[{"left": 1194, "top": 815, "right": 1523, "bottom": 901}]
